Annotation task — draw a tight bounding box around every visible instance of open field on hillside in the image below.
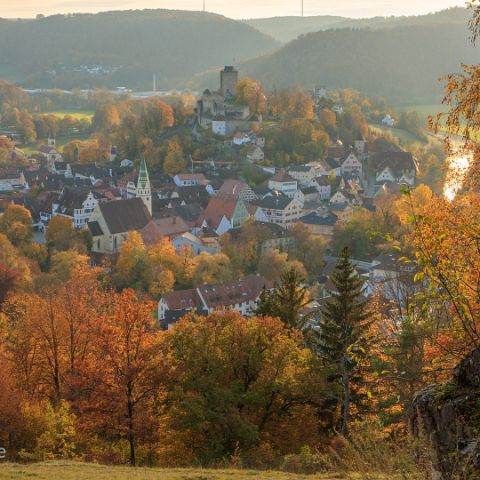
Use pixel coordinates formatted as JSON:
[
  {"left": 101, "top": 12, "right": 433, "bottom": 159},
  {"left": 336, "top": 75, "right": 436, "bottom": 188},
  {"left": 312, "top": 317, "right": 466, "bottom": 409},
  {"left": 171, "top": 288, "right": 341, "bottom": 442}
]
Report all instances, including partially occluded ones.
[
  {"left": 368, "top": 123, "right": 429, "bottom": 144},
  {"left": 396, "top": 104, "right": 445, "bottom": 118},
  {"left": 0, "top": 461, "right": 419, "bottom": 480},
  {"left": 21, "top": 133, "right": 91, "bottom": 155},
  {"left": 35, "top": 110, "right": 95, "bottom": 120}
]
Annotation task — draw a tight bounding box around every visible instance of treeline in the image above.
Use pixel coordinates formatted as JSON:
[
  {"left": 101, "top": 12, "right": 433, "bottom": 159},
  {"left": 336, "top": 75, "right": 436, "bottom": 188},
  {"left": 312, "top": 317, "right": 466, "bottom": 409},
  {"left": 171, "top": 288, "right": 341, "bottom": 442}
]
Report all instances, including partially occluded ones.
[
  {"left": 241, "top": 23, "right": 478, "bottom": 104},
  {"left": 0, "top": 10, "right": 278, "bottom": 90}
]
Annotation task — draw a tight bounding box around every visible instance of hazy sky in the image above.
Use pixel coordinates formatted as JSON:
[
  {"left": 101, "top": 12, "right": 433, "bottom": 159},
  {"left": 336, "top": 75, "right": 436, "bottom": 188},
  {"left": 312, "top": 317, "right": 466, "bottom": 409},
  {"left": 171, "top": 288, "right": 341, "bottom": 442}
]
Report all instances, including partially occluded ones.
[{"left": 0, "top": 0, "right": 467, "bottom": 19}]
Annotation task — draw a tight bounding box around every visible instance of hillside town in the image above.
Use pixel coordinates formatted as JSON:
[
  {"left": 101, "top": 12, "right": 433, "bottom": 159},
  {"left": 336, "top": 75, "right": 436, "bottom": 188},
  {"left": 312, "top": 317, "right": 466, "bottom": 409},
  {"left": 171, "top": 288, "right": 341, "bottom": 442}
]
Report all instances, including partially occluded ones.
[
  {"left": 0, "top": 66, "right": 420, "bottom": 329},
  {"left": 1, "top": 2, "right": 479, "bottom": 477}
]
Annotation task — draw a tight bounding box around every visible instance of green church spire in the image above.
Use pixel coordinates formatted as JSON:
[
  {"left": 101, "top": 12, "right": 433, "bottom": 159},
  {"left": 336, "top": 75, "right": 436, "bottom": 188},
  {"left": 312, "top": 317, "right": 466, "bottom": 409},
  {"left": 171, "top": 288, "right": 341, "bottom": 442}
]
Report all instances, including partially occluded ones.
[{"left": 137, "top": 157, "right": 150, "bottom": 190}]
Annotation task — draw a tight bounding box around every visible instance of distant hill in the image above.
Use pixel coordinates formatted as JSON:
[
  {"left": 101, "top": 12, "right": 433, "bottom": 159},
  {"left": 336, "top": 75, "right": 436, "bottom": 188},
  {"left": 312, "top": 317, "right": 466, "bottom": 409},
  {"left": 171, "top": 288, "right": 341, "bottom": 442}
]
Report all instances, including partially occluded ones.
[
  {"left": 245, "top": 15, "right": 348, "bottom": 43},
  {"left": 245, "top": 7, "right": 471, "bottom": 43},
  {"left": 0, "top": 10, "right": 279, "bottom": 90},
  {"left": 237, "top": 22, "right": 479, "bottom": 104}
]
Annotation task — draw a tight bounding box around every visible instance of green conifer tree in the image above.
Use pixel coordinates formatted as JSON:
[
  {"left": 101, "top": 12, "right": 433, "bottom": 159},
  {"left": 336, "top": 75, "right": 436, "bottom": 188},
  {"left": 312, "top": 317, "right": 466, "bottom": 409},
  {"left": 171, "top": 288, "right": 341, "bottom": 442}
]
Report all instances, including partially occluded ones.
[{"left": 315, "top": 247, "right": 371, "bottom": 436}]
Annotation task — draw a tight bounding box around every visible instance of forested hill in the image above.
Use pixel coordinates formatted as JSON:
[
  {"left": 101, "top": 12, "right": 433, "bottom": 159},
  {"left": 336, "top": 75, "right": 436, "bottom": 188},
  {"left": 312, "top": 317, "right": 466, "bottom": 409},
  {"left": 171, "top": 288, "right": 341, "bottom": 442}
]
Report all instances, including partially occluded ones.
[
  {"left": 245, "top": 7, "right": 471, "bottom": 43},
  {"left": 0, "top": 10, "right": 279, "bottom": 90},
  {"left": 239, "top": 23, "right": 479, "bottom": 104}
]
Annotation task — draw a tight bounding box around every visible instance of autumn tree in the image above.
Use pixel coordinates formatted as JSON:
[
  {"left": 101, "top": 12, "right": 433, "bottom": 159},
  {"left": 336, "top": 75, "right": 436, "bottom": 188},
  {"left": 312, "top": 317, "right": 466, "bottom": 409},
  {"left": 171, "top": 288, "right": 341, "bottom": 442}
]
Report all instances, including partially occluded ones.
[
  {"left": 314, "top": 247, "right": 371, "bottom": 436},
  {"left": 191, "top": 252, "right": 233, "bottom": 286},
  {"left": 85, "top": 290, "right": 161, "bottom": 466},
  {"left": 158, "top": 312, "right": 326, "bottom": 464},
  {"left": 163, "top": 138, "right": 187, "bottom": 175},
  {"left": 46, "top": 216, "right": 91, "bottom": 253},
  {"left": 0, "top": 205, "right": 33, "bottom": 246},
  {"left": 112, "top": 231, "right": 148, "bottom": 291},
  {"left": 236, "top": 77, "right": 266, "bottom": 115}
]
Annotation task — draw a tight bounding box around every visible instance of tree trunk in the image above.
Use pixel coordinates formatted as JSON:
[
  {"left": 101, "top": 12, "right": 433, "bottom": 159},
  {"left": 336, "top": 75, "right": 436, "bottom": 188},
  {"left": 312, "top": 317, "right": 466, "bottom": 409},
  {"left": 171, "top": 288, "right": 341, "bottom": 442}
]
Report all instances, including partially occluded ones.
[
  {"left": 127, "top": 397, "right": 135, "bottom": 466},
  {"left": 340, "top": 354, "right": 350, "bottom": 437}
]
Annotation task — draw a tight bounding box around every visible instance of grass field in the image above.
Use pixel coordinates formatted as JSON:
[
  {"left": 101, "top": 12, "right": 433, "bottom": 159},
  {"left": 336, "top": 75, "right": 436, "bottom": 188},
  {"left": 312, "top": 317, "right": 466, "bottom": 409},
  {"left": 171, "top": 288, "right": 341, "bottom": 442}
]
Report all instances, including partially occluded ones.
[
  {"left": 21, "top": 133, "right": 91, "bottom": 155},
  {"left": 0, "top": 462, "right": 347, "bottom": 480},
  {"left": 35, "top": 110, "right": 95, "bottom": 121},
  {"left": 396, "top": 104, "right": 445, "bottom": 118},
  {"left": 368, "top": 123, "right": 428, "bottom": 144}
]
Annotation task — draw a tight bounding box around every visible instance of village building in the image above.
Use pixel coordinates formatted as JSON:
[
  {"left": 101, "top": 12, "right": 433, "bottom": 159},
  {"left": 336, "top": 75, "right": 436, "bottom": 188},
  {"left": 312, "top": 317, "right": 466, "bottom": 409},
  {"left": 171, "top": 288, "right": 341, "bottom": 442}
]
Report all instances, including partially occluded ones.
[
  {"left": 340, "top": 151, "right": 363, "bottom": 177},
  {"left": 227, "top": 221, "right": 294, "bottom": 254},
  {"left": 52, "top": 187, "right": 100, "bottom": 229},
  {"left": 173, "top": 173, "right": 208, "bottom": 187},
  {"left": 158, "top": 275, "right": 267, "bottom": 327},
  {"left": 267, "top": 171, "right": 298, "bottom": 198},
  {"left": 294, "top": 186, "right": 319, "bottom": 204},
  {"left": 217, "top": 179, "right": 257, "bottom": 202},
  {"left": 287, "top": 164, "right": 319, "bottom": 186},
  {"left": 195, "top": 67, "right": 261, "bottom": 136},
  {"left": 172, "top": 231, "right": 220, "bottom": 255},
  {"left": 38, "top": 137, "right": 63, "bottom": 165},
  {"left": 0, "top": 168, "right": 26, "bottom": 191},
  {"left": 252, "top": 194, "right": 303, "bottom": 228},
  {"left": 140, "top": 216, "right": 190, "bottom": 245},
  {"left": 246, "top": 145, "right": 265, "bottom": 162},
  {"left": 309, "top": 176, "right": 332, "bottom": 200},
  {"left": 88, "top": 197, "right": 152, "bottom": 254},
  {"left": 297, "top": 210, "right": 338, "bottom": 241},
  {"left": 373, "top": 151, "right": 418, "bottom": 188},
  {"left": 198, "top": 196, "right": 251, "bottom": 235}
]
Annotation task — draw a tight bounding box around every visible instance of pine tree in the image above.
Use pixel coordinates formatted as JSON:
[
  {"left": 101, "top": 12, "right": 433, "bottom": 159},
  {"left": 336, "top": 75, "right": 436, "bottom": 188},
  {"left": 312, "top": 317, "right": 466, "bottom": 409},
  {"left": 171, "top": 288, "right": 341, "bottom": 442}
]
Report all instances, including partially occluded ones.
[
  {"left": 315, "top": 247, "right": 371, "bottom": 436},
  {"left": 255, "top": 267, "right": 311, "bottom": 329}
]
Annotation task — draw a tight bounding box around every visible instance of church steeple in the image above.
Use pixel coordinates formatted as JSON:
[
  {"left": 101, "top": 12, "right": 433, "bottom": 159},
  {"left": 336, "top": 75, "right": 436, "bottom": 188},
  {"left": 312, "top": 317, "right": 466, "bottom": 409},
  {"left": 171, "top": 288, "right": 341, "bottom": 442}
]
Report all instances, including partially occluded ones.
[{"left": 136, "top": 157, "right": 152, "bottom": 216}]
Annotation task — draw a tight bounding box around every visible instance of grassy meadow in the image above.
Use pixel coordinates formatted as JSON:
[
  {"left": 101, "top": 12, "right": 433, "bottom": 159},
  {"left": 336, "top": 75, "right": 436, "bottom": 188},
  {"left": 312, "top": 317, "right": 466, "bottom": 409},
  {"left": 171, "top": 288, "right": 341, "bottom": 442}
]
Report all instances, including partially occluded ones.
[
  {"left": 0, "top": 461, "right": 424, "bottom": 480},
  {"left": 35, "top": 110, "right": 95, "bottom": 121},
  {"left": 0, "top": 462, "right": 345, "bottom": 480}
]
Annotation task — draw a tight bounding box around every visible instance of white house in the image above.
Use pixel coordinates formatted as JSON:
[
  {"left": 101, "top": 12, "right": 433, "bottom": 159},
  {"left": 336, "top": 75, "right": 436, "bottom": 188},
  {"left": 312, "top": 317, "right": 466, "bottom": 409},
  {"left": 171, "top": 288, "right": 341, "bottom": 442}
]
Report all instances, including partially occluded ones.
[
  {"left": 212, "top": 117, "right": 227, "bottom": 136},
  {"left": 52, "top": 188, "right": 99, "bottom": 229},
  {"left": 268, "top": 171, "right": 298, "bottom": 198},
  {"left": 309, "top": 176, "right": 331, "bottom": 200},
  {"left": 382, "top": 115, "right": 395, "bottom": 128},
  {"left": 253, "top": 195, "right": 303, "bottom": 228},
  {"left": 173, "top": 173, "right": 208, "bottom": 187},
  {"left": 172, "top": 232, "right": 219, "bottom": 255},
  {"left": 233, "top": 132, "right": 251, "bottom": 146},
  {"left": 340, "top": 152, "right": 363, "bottom": 177}
]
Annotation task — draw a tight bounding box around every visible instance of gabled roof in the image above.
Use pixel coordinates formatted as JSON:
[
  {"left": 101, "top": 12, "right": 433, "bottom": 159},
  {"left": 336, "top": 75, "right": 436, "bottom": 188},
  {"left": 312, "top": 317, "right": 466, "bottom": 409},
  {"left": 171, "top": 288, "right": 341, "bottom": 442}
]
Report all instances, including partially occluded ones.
[
  {"left": 87, "top": 221, "right": 104, "bottom": 236},
  {"left": 374, "top": 151, "right": 417, "bottom": 176},
  {"left": 269, "top": 170, "right": 296, "bottom": 183},
  {"left": 97, "top": 198, "right": 151, "bottom": 235},
  {"left": 198, "top": 196, "right": 241, "bottom": 229},
  {"left": 253, "top": 195, "right": 295, "bottom": 211},
  {"left": 227, "top": 221, "right": 292, "bottom": 241},
  {"left": 299, "top": 211, "right": 338, "bottom": 226},
  {"left": 288, "top": 164, "right": 313, "bottom": 173},
  {"left": 218, "top": 179, "right": 254, "bottom": 198},
  {"left": 142, "top": 216, "right": 189, "bottom": 239},
  {"left": 300, "top": 186, "right": 318, "bottom": 195},
  {"left": 314, "top": 176, "right": 330, "bottom": 186},
  {"left": 163, "top": 288, "right": 201, "bottom": 310},
  {"left": 55, "top": 187, "right": 92, "bottom": 216},
  {"left": 197, "top": 275, "right": 266, "bottom": 309}
]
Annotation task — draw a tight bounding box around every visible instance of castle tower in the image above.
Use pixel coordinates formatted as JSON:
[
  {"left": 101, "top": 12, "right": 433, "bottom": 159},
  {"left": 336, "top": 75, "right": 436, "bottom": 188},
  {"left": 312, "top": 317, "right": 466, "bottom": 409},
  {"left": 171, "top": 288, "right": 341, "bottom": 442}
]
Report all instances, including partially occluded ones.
[
  {"left": 220, "top": 66, "right": 238, "bottom": 97},
  {"left": 136, "top": 157, "right": 152, "bottom": 216}
]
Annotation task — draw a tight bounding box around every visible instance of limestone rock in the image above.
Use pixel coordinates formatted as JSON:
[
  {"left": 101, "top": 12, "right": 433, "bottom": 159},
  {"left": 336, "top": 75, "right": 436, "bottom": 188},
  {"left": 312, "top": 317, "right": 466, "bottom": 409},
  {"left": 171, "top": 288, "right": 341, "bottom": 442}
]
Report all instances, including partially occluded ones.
[{"left": 412, "top": 347, "right": 480, "bottom": 479}]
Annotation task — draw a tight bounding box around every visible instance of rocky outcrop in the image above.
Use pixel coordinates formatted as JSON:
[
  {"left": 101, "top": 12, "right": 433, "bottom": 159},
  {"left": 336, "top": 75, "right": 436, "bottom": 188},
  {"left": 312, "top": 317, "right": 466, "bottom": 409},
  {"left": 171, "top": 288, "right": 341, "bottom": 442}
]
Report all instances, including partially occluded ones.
[{"left": 412, "top": 347, "right": 480, "bottom": 479}]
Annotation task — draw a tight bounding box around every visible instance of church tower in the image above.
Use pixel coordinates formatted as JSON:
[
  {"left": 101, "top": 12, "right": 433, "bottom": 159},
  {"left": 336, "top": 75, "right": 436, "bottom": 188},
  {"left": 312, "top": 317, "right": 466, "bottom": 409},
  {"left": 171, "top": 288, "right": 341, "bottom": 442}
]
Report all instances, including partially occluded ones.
[{"left": 136, "top": 158, "right": 152, "bottom": 216}]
